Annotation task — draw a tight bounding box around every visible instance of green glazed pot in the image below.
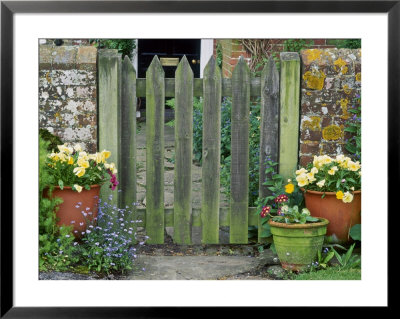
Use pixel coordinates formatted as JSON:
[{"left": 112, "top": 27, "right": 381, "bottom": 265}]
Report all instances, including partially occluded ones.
[{"left": 269, "top": 218, "right": 329, "bottom": 272}]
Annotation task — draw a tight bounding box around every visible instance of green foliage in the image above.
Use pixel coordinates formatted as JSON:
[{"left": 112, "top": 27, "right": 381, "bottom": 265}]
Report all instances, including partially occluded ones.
[
  {"left": 39, "top": 137, "right": 79, "bottom": 271},
  {"left": 283, "top": 39, "right": 314, "bottom": 53},
  {"left": 72, "top": 194, "right": 146, "bottom": 275},
  {"left": 39, "top": 128, "right": 63, "bottom": 152},
  {"left": 314, "top": 247, "right": 335, "bottom": 269},
  {"left": 332, "top": 243, "right": 361, "bottom": 270},
  {"left": 349, "top": 224, "right": 361, "bottom": 241},
  {"left": 344, "top": 94, "right": 361, "bottom": 162},
  {"left": 46, "top": 144, "right": 118, "bottom": 190},
  {"left": 270, "top": 205, "right": 319, "bottom": 224},
  {"left": 330, "top": 39, "right": 361, "bottom": 49},
  {"left": 216, "top": 42, "right": 223, "bottom": 68},
  {"left": 91, "top": 39, "right": 136, "bottom": 59},
  {"left": 293, "top": 266, "right": 361, "bottom": 280},
  {"left": 255, "top": 159, "right": 305, "bottom": 237},
  {"left": 295, "top": 155, "right": 361, "bottom": 194}
]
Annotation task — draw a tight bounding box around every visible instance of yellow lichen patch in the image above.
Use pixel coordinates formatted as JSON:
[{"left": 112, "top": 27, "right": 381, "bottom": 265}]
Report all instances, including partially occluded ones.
[
  {"left": 339, "top": 98, "right": 349, "bottom": 119},
  {"left": 45, "top": 72, "right": 52, "bottom": 84},
  {"left": 306, "top": 91, "right": 312, "bottom": 96},
  {"left": 303, "top": 49, "right": 322, "bottom": 64},
  {"left": 356, "top": 72, "right": 361, "bottom": 82},
  {"left": 303, "top": 70, "right": 326, "bottom": 90},
  {"left": 302, "top": 116, "right": 321, "bottom": 131},
  {"left": 334, "top": 58, "right": 348, "bottom": 74},
  {"left": 343, "top": 84, "right": 352, "bottom": 95},
  {"left": 322, "top": 125, "right": 342, "bottom": 141}
]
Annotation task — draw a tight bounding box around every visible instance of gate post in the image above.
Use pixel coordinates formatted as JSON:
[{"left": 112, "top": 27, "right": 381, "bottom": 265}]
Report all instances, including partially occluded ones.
[
  {"left": 279, "top": 52, "right": 300, "bottom": 180},
  {"left": 98, "top": 49, "right": 121, "bottom": 207}
]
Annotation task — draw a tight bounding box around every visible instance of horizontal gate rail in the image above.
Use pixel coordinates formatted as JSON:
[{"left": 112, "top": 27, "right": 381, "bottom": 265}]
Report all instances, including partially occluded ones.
[{"left": 135, "top": 77, "right": 263, "bottom": 97}]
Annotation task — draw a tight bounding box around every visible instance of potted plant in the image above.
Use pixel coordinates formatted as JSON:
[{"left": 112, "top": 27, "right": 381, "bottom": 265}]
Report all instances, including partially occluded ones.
[
  {"left": 260, "top": 196, "right": 329, "bottom": 272},
  {"left": 44, "top": 143, "right": 119, "bottom": 238},
  {"left": 293, "top": 154, "right": 361, "bottom": 244}
]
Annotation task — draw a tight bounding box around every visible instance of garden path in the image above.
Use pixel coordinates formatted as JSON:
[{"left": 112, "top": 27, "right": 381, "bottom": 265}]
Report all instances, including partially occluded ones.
[{"left": 135, "top": 122, "right": 229, "bottom": 209}]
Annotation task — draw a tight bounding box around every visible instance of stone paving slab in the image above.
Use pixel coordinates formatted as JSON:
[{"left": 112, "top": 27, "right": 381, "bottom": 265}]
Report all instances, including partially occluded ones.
[{"left": 128, "top": 255, "right": 263, "bottom": 280}]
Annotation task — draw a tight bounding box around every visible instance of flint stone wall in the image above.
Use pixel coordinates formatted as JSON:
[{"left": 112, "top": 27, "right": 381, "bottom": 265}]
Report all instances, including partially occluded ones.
[
  {"left": 39, "top": 43, "right": 97, "bottom": 153},
  {"left": 299, "top": 48, "right": 361, "bottom": 166}
]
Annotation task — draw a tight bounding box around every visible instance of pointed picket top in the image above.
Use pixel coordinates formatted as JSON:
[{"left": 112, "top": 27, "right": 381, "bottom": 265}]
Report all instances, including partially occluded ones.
[
  {"left": 123, "top": 55, "right": 137, "bottom": 74},
  {"left": 203, "top": 56, "right": 221, "bottom": 80},
  {"left": 147, "top": 55, "right": 164, "bottom": 75},
  {"left": 176, "top": 55, "right": 193, "bottom": 76},
  {"left": 262, "top": 57, "right": 279, "bottom": 98},
  {"left": 232, "top": 55, "right": 250, "bottom": 77}
]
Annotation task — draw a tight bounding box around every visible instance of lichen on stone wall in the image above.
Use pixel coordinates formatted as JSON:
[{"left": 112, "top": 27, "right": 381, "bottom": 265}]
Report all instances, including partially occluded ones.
[
  {"left": 322, "top": 125, "right": 342, "bottom": 141},
  {"left": 39, "top": 44, "right": 97, "bottom": 153},
  {"left": 303, "top": 68, "right": 326, "bottom": 90},
  {"left": 334, "top": 58, "right": 348, "bottom": 74},
  {"left": 302, "top": 116, "right": 321, "bottom": 131}
]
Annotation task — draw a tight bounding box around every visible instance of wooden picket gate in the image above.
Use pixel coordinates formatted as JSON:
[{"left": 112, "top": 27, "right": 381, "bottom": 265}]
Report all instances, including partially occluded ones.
[{"left": 98, "top": 49, "right": 300, "bottom": 245}]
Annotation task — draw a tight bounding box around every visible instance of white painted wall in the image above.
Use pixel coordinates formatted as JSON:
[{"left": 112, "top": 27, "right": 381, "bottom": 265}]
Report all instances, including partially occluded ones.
[{"left": 200, "top": 39, "right": 214, "bottom": 78}]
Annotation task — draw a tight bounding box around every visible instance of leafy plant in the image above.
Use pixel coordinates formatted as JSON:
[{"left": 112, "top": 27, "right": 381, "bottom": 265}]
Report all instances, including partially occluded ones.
[
  {"left": 344, "top": 94, "right": 361, "bottom": 162},
  {"left": 256, "top": 159, "right": 305, "bottom": 236},
  {"left": 349, "top": 224, "right": 361, "bottom": 241},
  {"left": 46, "top": 143, "right": 118, "bottom": 192},
  {"left": 330, "top": 39, "right": 361, "bottom": 49},
  {"left": 332, "top": 243, "right": 361, "bottom": 270},
  {"left": 294, "top": 155, "right": 361, "bottom": 203},
  {"left": 283, "top": 39, "right": 314, "bottom": 53},
  {"left": 39, "top": 136, "right": 79, "bottom": 271},
  {"left": 77, "top": 195, "right": 146, "bottom": 274},
  {"left": 90, "top": 39, "right": 136, "bottom": 59},
  {"left": 39, "top": 128, "right": 63, "bottom": 152},
  {"left": 216, "top": 42, "right": 223, "bottom": 68},
  {"left": 313, "top": 247, "right": 335, "bottom": 270}
]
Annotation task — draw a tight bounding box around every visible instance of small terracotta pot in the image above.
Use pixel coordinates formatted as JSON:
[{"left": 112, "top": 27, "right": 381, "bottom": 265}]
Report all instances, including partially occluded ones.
[
  {"left": 302, "top": 189, "right": 361, "bottom": 244},
  {"left": 44, "top": 185, "right": 101, "bottom": 238},
  {"left": 269, "top": 218, "right": 329, "bottom": 272}
]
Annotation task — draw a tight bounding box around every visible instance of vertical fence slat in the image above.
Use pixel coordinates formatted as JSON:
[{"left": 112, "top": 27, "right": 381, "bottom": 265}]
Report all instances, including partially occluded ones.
[
  {"left": 201, "top": 56, "right": 222, "bottom": 244},
  {"left": 174, "top": 56, "right": 193, "bottom": 244},
  {"left": 230, "top": 57, "right": 250, "bottom": 244},
  {"left": 258, "top": 58, "right": 280, "bottom": 242},
  {"left": 120, "top": 56, "right": 137, "bottom": 210},
  {"left": 146, "top": 56, "right": 165, "bottom": 244},
  {"left": 98, "top": 49, "right": 121, "bottom": 207},
  {"left": 279, "top": 52, "right": 300, "bottom": 180}
]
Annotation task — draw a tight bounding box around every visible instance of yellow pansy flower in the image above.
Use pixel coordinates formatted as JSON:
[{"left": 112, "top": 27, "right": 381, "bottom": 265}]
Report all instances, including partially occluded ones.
[
  {"left": 57, "top": 144, "right": 73, "bottom": 154},
  {"left": 342, "top": 191, "right": 354, "bottom": 203},
  {"left": 336, "top": 191, "right": 344, "bottom": 200},
  {"left": 285, "top": 183, "right": 295, "bottom": 194},
  {"left": 316, "top": 179, "right": 325, "bottom": 188},
  {"left": 78, "top": 151, "right": 89, "bottom": 160},
  {"left": 348, "top": 161, "right": 361, "bottom": 172},
  {"left": 101, "top": 150, "right": 111, "bottom": 160},
  {"left": 74, "top": 143, "right": 82, "bottom": 152},
  {"left": 296, "top": 173, "right": 309, "bottom": 187},
  {"left": 74, "top": 184, "right": 83, "bottom": 193},
  {"left": 73, "top": 167, "right": 86, "bottom": 177},
  {"left": 296, "top": 168, "right": 308, "bottom": 175},
  {"left": 77, "top": 157, "right": 90, "bottom": 168},
  {"left": 328, "top": 166, "right": 338, "bottom": 175},
  {"left": 67, "top": 156, "right": 74, "bottom": 165},
  {"left": 306, "top": 172, "right": 316, "bottom": 183},
  {"left": 311, "top": 167, "right": 318, "bottom": 174}
]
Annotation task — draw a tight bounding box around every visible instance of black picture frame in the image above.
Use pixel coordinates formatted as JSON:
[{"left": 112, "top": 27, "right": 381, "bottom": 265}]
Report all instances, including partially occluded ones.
[{"left": 1, "top": 0, "right": 394, "bottom": 317}]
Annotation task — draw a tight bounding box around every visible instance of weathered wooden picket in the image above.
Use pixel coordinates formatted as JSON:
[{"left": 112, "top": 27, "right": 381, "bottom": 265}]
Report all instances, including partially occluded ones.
[{"left": 98, "top": 49, "right": 300, "bottom": 245}]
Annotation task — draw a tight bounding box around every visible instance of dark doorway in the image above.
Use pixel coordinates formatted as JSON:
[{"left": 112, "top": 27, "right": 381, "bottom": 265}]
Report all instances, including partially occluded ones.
[{"left": 138, "top": 39, "right": 201, "bottom": 78}]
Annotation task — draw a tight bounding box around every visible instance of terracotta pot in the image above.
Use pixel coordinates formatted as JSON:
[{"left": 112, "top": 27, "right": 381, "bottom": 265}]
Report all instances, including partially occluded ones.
[
  {"left": 44, "top": 185, "right": 101, "bottom": 238},
  {"left": 269, "top": 218, "right": 329, "bottom": 272},
  {"left": 302, "top": 189, "right": 361, "bottom": 244}
]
